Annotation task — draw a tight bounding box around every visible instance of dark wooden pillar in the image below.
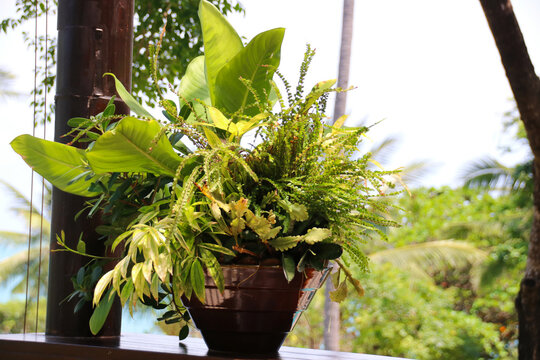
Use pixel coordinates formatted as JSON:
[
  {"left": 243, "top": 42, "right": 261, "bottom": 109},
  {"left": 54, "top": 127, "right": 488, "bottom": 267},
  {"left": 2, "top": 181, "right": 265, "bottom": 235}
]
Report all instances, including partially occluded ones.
[{"left": 46, "top": 0, "right": 134, "bottom": 337}]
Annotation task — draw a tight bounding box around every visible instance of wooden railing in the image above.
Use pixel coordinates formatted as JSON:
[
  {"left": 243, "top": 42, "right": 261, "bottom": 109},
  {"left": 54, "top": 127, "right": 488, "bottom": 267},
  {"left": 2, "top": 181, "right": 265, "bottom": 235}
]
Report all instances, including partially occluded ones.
[{"left": 0, "top": 333, "right": 411, "bottom": 360}]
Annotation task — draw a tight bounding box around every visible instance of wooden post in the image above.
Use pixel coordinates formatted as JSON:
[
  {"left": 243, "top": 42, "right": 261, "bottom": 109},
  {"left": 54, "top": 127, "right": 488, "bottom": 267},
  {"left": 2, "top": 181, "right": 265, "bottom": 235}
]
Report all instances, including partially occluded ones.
[{"left": 46, "top": 0, "right": 134, "bottom": 337}]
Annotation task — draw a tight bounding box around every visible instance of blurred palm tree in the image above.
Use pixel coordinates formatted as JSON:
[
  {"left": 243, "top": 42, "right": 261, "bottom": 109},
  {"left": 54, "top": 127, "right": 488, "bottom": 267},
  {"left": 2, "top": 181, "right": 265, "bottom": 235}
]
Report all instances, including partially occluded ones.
[
  {"left": 0, "top": 179, "right": 50, "bottom": 299},
  {"left": 462, "top": 157, "right": 532, "bottom": 193},
  {"left": 462, "top": 108, "right": 533, "bottom": 194},
  {"left": 370, "top": 239, "right": 488, "bottom": 290}
]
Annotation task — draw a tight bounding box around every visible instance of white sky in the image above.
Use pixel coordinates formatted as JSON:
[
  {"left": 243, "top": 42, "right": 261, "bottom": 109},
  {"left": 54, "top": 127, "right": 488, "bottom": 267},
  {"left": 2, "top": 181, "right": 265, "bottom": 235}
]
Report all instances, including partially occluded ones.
[{"left": 0, "top": 0, "right": 539, "bottom": 234}]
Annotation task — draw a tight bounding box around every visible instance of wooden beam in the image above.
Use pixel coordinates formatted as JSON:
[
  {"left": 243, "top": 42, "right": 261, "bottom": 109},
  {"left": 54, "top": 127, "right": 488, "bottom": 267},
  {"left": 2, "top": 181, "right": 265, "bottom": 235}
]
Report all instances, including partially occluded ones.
[
  {"left": 47, "top": 0, "right": 134, "bottom": 337},
  {"left": 0, "top": 333, "right": 412, "bottom": 360}
]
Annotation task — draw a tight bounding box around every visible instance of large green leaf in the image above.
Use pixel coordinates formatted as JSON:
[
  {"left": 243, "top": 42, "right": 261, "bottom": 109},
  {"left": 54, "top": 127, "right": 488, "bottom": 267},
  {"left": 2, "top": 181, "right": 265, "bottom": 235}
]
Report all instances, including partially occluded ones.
[
  {"left": 178, "top": 56, "right": 211, "bottom": 109},
  {"left": 86, "top": 117, "right": 181, "bottom": 177},
  {"left": 198, "top": 0, "right": 243, "bottom": 104},
  {"left": 11, "top": 135, "right": 100, "bottom": 197},
  {"left": 178, "top": 56, "right": 211, "bottom": 124},
  {"left": 214, "top": 28, "right": 284, "bottom": 116}
]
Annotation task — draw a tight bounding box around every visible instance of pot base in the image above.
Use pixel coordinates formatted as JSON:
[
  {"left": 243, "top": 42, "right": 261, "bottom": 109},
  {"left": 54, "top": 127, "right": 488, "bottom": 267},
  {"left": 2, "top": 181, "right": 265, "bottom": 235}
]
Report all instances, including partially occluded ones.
[{"left": 202, "top": 330, "right": 286, "bottom": 355}]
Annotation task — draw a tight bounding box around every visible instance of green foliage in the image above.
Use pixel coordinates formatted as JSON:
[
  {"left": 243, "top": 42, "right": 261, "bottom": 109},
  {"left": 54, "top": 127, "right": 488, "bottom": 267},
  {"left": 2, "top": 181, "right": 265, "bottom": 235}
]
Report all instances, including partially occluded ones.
[
  {"left": 286, "top": 264, "right": 512, "bottom": 359},
  {"left": 10, "top": 135, "right": 100, "bottom": 197},
  {"left": 390, "top": 186, "right": 531, "bottom": 249},
  {"left": 11, "top": 1, "right": 399, "bottom": 337},
  {"left": 382, "top": 186, "right": 529, "bottom": 355},
  {"left": 1, "top": 0, "right": 243, "bottom": 122},
  {"left": 133, "top": 0, "right": 244, "bottom": 104},
  {"left": 0, "top": 180, "right": 50, "bottom": 298},
  {"left": 342, "top": 265, "right": 511, "bottom": 359},
  {"left": 0, "top": 68, "right": 22, "bottom": 99},
  {"left": 0, "top": 300, "right": 46, "bottom": 334}
]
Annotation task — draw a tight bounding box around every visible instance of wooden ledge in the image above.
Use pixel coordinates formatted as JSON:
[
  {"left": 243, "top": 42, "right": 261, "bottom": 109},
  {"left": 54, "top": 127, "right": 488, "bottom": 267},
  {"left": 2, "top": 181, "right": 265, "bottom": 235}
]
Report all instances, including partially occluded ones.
[{"left": 0, "top": 333, "right": 410, "bottom": 360}]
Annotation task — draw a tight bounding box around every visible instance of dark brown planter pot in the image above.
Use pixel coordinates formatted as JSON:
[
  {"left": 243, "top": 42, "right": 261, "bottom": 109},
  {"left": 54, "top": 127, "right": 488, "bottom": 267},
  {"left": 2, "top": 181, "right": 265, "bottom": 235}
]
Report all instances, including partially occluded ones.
[{"left": 181, "top": 265, "right": 330, "bottom": 355}]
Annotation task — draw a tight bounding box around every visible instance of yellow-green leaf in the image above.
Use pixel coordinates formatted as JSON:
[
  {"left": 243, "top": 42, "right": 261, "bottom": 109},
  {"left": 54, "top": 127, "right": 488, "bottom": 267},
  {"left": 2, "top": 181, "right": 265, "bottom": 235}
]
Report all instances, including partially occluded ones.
[
  {"left": 303, "top": 227, "right": 332, "bottom": 244},
  {"left": 155, "top": 252, "right": 170, "bottom": 282},
  {"left": 87, "top": 117, "right": 181, "bottom": 176},
  {"left": 290, "top": 203, "right": 308, "bottom": 222},
  {"left": 329, "top": 280, "right": 348, "bottom": 303},
  {"left": 268, "top": 236, "right": 302, "bottom": 251},
  {"left": 199, "top": 0, "right": 243, "bottom": 105},
  {"left": 142, "top": 259, "right": 153, "bottom": 284},
  {"left": 93, "top": 269, "right": 114, "bottom": 305},
  {"left": 208, "top": 107, "right": 237, "bottom": 134},
  {"left": 201, "top": 249, "right": 224, "bottom": 293},
  {"left": 202, "top": 127, "right": 223, "bottom": 149},
  {"left": 333, "top": 114, "right": 348, "bottom": 130}
]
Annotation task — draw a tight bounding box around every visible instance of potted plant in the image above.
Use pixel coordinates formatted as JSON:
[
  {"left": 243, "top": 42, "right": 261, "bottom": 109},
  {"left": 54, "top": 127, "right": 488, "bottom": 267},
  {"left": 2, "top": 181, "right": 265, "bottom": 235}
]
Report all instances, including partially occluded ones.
[{"left": 11, "top": 0, "right": 399, "bottom": 354}]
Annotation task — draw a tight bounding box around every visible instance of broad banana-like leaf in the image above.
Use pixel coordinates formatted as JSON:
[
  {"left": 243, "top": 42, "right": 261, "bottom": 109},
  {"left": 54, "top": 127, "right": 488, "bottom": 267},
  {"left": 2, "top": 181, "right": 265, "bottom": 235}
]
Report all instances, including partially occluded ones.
[
  {"left": 86, "top": 117, "right": 181, "bottom": 177},
  {"left": 178, "top": 56, "right": 211, "bottom": 109},
  {"left": 214, "top": 28, "right": 285, "bottom": 116},
  {"left": 11, "top": 135, "right": 100, "bottom": 197},
  {"left": 198, "top": 0, "right": 243, "bottom": 104},
  {"left": 178, "top": 56, "right": 211, "bottom": 124}
]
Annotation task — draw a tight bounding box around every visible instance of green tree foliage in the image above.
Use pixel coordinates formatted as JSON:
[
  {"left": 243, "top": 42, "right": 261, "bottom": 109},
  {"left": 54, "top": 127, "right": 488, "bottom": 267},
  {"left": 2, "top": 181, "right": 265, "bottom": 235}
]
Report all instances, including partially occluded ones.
[
  {"left": 0, "top": 300, "right": 46, "bottom": 333},
  {"left": 391, "top": 186, "right": 531, "bottom": 249},
  {"left": 132, "top": 0, "right": 243, "bottom": 104},
  {"left": 343, "top": 265, "right": 510, "bottom": 359},
  {"left": 0, "top": 0, "right": 243, "bottom": 120},
  {"left": 387, "top": 186, "right": 528, "bottom": 356},
  {"left": 286, "top": 264, "right": 511, "bottom": 359},
  {"left": 0, "top": 180, "right": 49, "bottom": 298},
  {"left": 285, "top": 185, "right": 527, "bottom": 359}
]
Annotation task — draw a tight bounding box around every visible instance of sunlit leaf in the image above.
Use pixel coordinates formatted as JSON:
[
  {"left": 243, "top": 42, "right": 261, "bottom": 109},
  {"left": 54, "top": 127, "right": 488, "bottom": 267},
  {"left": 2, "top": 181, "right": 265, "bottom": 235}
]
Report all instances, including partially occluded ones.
[
  {"left": 199, "top": 0, "right": 243, "bottom": 104},
  {"left": 329, "top": 280, "right": 348, "bottom": 302},
  {"left": 268, "top": 235, "right": 301, "bottom": 251},
  {"left": 214, "top": 28, "right": 284, "bottom": 116},
  {"left": 87, "top": 117, "right": 181, "bottom": 176},
  {"left": 93, "top": 269, "right": 114, "bottom": 305},
  {"left": 11, "top": 135, "right": 101, "bottom": 197},
  {"left": 303, "top": 227, "right": 332, "bottom": 244}
]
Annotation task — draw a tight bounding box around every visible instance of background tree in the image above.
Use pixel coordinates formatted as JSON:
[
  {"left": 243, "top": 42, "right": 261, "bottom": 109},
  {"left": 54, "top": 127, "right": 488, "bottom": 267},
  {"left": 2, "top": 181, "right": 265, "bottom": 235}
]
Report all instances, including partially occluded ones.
[
  {"left": 0, "top": 0, "right": 243, "bottom": 121},
  {"left": 0, "top": 181, "right": 49, "bottom": 306},
  {"left": 477, "top": 1, "right": 540, "bottom": 358},
  {"left": 285, "top": 183, "right": 529, "bottom": 359}
]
